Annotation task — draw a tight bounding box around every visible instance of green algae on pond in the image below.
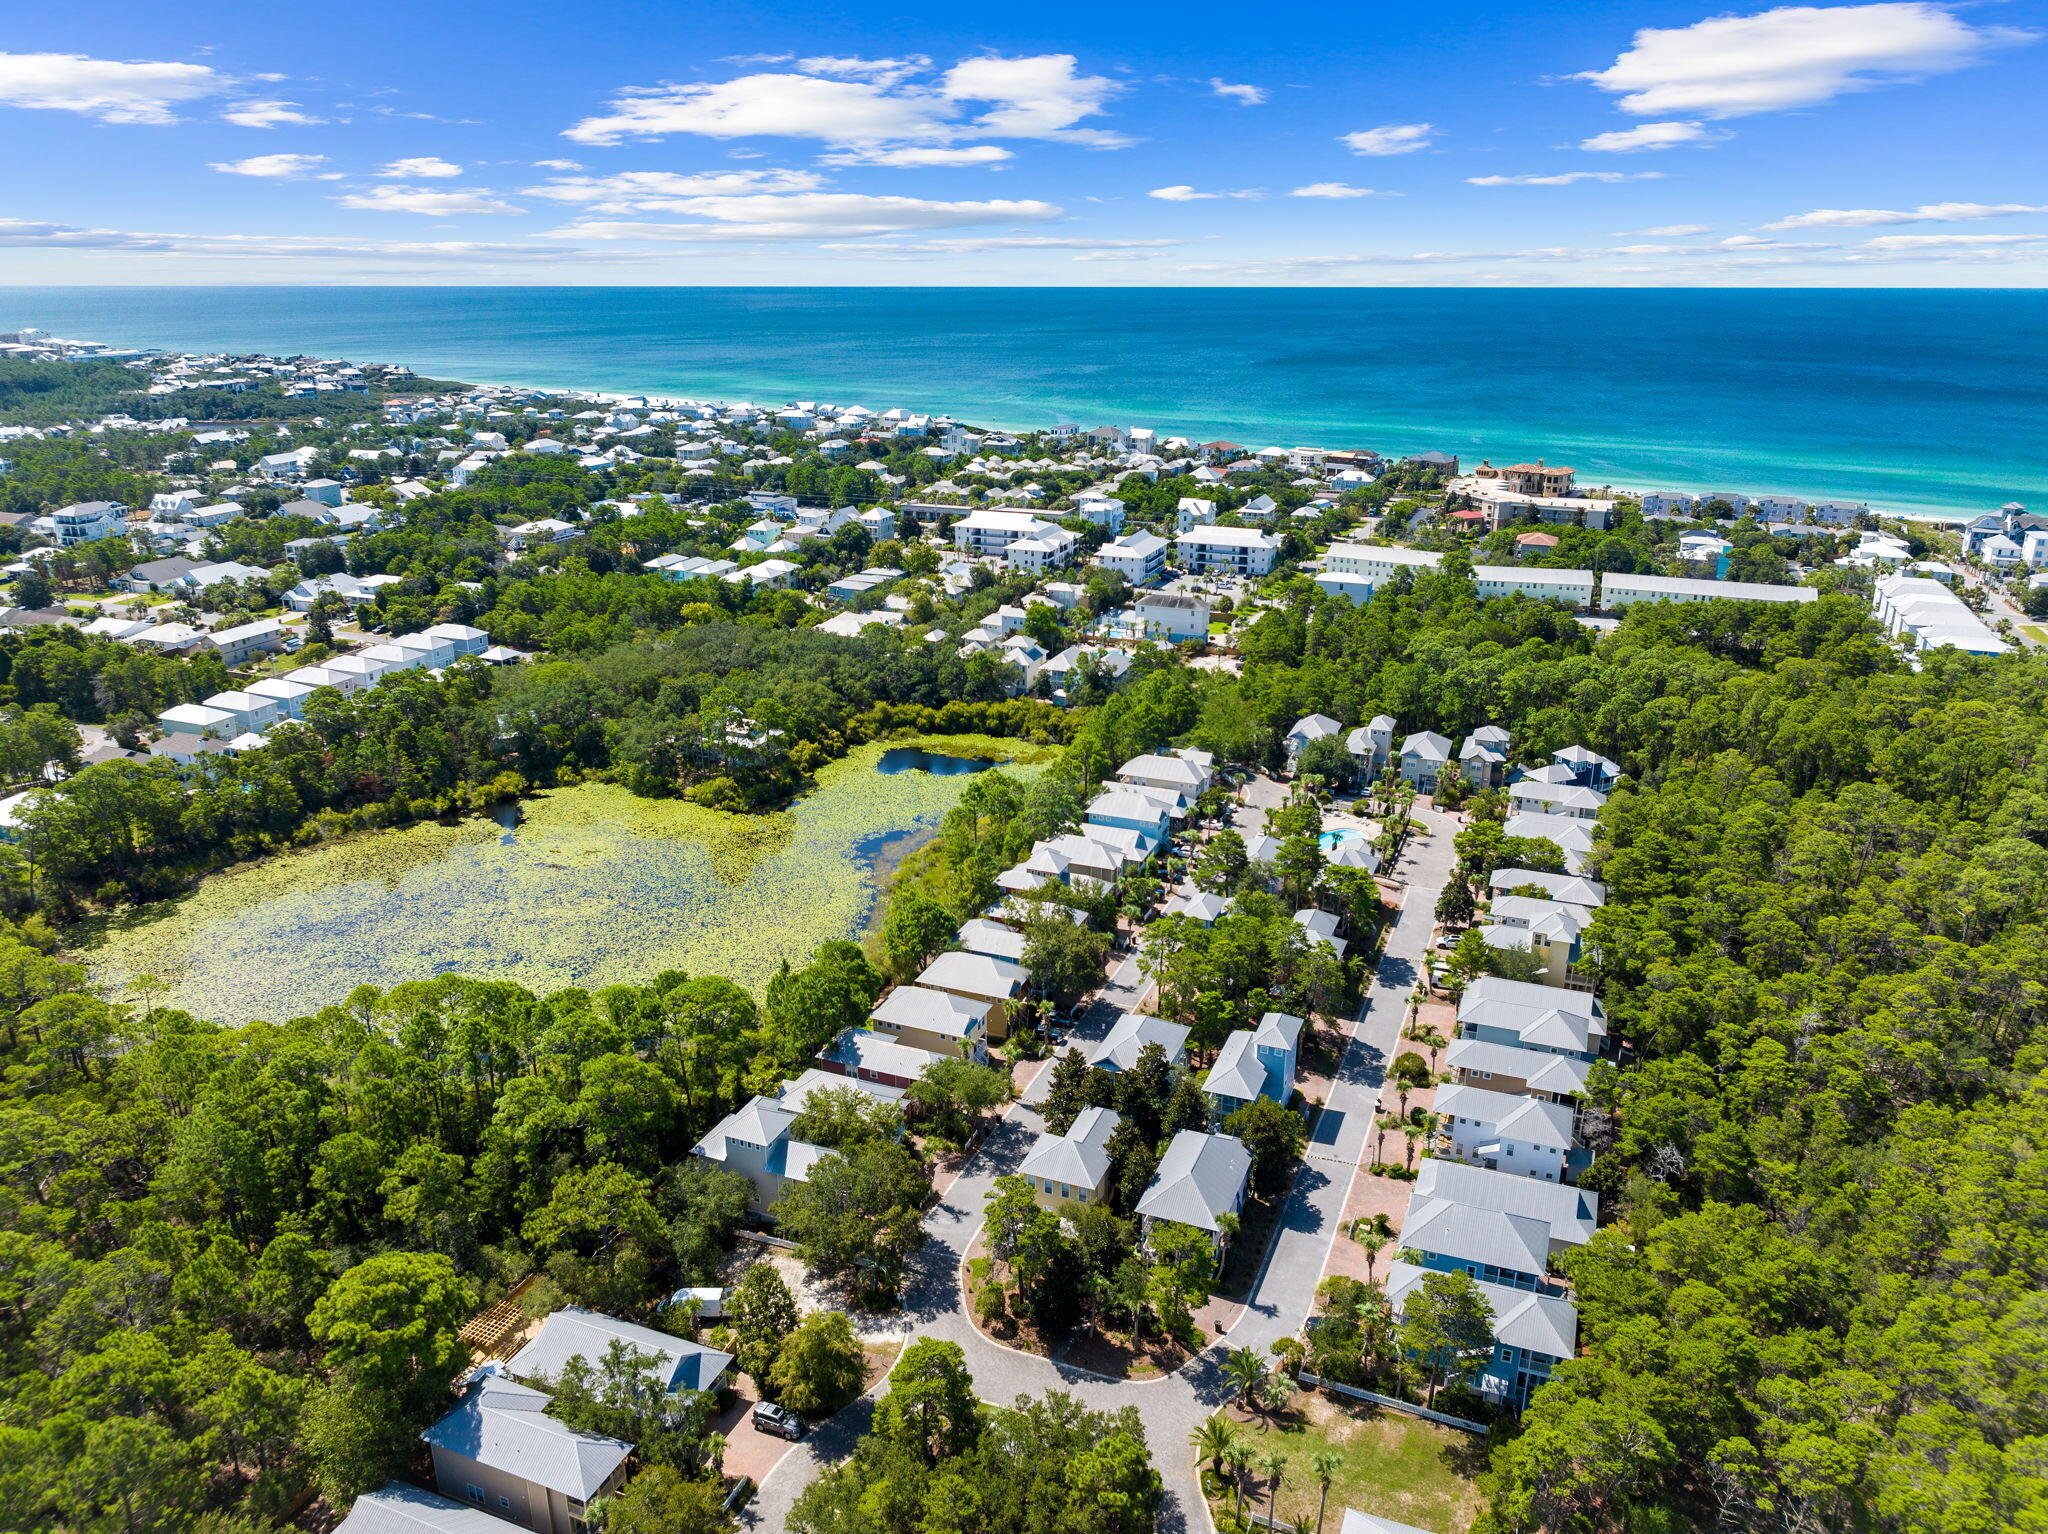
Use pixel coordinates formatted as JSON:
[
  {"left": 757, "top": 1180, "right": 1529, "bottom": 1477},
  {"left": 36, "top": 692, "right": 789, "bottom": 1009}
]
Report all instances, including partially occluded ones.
[{"left": 85, "top": 739, "right": 1050, "bottom": 1023}]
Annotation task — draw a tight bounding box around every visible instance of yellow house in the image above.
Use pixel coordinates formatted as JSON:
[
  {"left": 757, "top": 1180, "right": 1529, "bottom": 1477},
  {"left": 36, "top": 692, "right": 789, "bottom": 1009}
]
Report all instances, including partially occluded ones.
[
  {"left": 1016, "top": 1106, "right": 1119, "bottom": 1210},
  {"left": 868, "top": 985, "right": 990, "bottom": 1060},
  {"left": 915, "top": 949, "right": 1030, "bottom": 1040}
]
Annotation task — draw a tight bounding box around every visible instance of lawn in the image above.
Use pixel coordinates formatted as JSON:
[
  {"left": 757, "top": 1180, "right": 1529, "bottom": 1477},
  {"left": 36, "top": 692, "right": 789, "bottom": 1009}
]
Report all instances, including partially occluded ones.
[
  {"left": 2021, "top": 624, "right": 2048, "bottom": 646},
  {"left": 1210, "top": 1388, "right": 1489, "bottom": 1534}
]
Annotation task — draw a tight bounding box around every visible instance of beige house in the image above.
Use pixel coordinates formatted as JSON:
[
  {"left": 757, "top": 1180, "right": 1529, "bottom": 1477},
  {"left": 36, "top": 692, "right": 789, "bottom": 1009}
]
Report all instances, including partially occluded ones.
[
  {"left": 915, "top": 950, "right": 1029, "bottom": 1039},
  {"left": 422, "top": 1375, "right": 629, "bottom": 1534},
  {"left": 868, "top": 984, "right": 990, "bottom": 1059},
  {"left": 1444, "top": 1036, "right": 1592, "bottom": 1105},
  {"left": 1015, "top": 1106, "right": 1119, "bottom": 1210}
]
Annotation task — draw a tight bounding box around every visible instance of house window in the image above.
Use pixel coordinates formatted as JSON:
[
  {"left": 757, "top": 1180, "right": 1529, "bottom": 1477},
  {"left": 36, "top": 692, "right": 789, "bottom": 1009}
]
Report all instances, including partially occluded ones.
[
  {"left": 498, "top": 1496, "right": 512, "bottom": 1510},
  {"left": 466, "top": 1486, "right": 485, "bottom": 1505}
]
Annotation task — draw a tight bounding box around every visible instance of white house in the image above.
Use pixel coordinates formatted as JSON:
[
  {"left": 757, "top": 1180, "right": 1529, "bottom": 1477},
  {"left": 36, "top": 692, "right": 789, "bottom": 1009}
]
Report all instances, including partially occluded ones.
[
  {"left": 1177, "top": 525, "right": 1279, "bottom": 576},
  {"left": 1433, "top": 1083, "right": 1577, "bottom": 1181},
  {"left": 953, "top": 509, "right": 1056, "bottom": 559},
  {"left": 1598, "top": 572, "right": 1818, "bottom": 610},
  {"left": 1095, "top": 530, "right": 1171, "bottom": 586}
]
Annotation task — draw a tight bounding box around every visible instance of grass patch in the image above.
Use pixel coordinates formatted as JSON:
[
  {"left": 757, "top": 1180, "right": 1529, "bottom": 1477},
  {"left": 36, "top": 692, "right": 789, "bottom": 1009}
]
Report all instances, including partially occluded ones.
[
  {"left": 2021, "top": 624, "right": 2048, "bottom": 645},
  {"left": 1215, "top": 1389, "right": 1488, "bottom": 1534}
]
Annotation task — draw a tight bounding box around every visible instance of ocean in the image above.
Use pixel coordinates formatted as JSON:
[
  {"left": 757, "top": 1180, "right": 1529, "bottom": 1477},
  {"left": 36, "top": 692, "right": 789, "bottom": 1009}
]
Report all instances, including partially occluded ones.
[{"left": 4, "top": 286, "right": 2042, "bottom": 519}]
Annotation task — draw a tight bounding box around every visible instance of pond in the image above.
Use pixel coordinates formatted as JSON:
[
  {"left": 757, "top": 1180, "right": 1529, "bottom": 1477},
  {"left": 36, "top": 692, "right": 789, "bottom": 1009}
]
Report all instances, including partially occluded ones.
[
  {"left": 876, "top": 747, "right": 994, "bottom": 776},
  {"left": 83, "top": 736, "right": 1050, "bottom": 1023}
]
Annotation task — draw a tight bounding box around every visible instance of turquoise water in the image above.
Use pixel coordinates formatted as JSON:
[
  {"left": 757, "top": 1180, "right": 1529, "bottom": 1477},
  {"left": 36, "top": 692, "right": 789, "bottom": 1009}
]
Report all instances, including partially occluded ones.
[
  {"left": 1319, "top": 828, "right": 1367, "bottom": 852},
  {"left": 3, "top": 287, "right": 2042, "bottom": 517}
]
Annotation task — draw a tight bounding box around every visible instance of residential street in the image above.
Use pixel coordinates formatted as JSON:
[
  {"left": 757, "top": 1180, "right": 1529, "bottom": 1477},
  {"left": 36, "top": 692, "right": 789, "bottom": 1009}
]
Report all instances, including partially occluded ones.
[{"left": 743, "top": 793, "right": 1463, "bottom": 1533}]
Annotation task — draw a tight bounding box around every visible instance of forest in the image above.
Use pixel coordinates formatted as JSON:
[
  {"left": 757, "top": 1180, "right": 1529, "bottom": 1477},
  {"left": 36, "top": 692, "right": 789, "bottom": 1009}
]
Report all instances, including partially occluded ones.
[{"left": 0, "top": 355, "right": 2040, "bottom": 1534}]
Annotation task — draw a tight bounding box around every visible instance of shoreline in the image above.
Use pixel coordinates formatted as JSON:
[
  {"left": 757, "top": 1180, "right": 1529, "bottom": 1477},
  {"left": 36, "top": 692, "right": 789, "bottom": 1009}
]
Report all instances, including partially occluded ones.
[
  {"left": 12, "top": 304, "right": 2010, "bottom": 525},
  {"left": 412, "top": 359, "right": 1991, "bottom": 527}
]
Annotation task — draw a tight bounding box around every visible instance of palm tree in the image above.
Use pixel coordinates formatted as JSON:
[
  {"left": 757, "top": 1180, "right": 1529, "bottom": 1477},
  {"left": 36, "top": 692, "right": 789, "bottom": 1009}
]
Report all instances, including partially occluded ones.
[
  {"left": 1216, "top": 1209, "right": 1241, "bottom": 1266},
  {"left": 1223, "top": 1345, "right": 1267, "bottom": 1413},
  {"left": 1308, "top": 1449, "right": 1343, "bottom": 1534},
  {"left": 1356, "top": 1211, "right": 1396, "bottom": 1263},
  {"left": 1260, "top": 1450, "right": 1290, "bottom": 1532},
  {"left": 1192, "top": 1414, "right": 1238, "bottom": 1476},
  {"left": 1227, "top": 1438, "right": 1255, "bottom": 1524}
]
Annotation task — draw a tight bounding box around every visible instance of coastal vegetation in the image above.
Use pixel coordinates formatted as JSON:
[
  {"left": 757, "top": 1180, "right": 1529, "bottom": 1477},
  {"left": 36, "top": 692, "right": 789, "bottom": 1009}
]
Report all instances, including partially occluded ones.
[
  {"left": 1, "top": 346, "right": 2044, "bottom": 1534},
  {"left": 787, "top": 1342, "right": 1164, "bottom": 1534}
]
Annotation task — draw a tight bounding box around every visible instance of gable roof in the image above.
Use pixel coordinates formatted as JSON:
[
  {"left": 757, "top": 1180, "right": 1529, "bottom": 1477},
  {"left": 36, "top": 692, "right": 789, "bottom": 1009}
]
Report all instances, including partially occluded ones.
[
  {"left": 507, "top": 1308, "right": 732, "bottom": 1394},
  {"left": 1018, "top": 1105, "right": 1120, "bottom": 1190},
  {"left": 1413, "top": 1158, "right": 1599, "bottom": 1247},
  {"left": 421, "top": 1375, "right": 630, "bottom": 1500},
  {"left": 1433, "top": 1084, "right": 1577, "bottom": 1150},
  {"left": 1137, "top": 1130, "right": 1250, "bottom": 1232},
  {"left": 916, "top": 950, "right": 1028, "bottom": 1001},
  {"left": 1384, "top": 1261, "right": 1577, "bottom": 1361},
  {"left": 1206, "top": 1031, "right": 1268, "bottom": 1103},
  {"left": 1445, "top": 1036, "right": 1591, "bottom": 1099},
  {"left": 1088, "top": 1011, "right": 1190, "bottom": 1072},
  {"left": 1401, "top": 1197, "right": 1552, "bottom": 1278},
  {"left": 336, "top": 1483, "right": 511, "bottom": 1534},
  {"left": 955, "top": 918, "right": 1027, "bottom": 963},
  {"left": 870, "top": 985, "right": 989, "bottom": 1037}
]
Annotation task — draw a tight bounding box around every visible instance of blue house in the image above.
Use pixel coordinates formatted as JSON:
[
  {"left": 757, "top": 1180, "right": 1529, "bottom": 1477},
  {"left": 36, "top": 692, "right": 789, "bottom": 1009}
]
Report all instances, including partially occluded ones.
[
  {"left": 1550, "top": 745, "right": 1620, "bottom": 792},
  {"left": 1386, "top": 1260, "right": 1577, "bottom": 1413},
  {"left": 1399, "top": 1196, "right": 1551, "bottom": 1291},
  {"left": 1203, "top": 1010, "right": 1303, "bottom": 1118}
]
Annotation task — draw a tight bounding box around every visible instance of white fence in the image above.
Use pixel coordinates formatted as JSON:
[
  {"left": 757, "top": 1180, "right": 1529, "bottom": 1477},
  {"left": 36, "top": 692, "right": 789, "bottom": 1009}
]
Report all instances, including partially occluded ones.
[{"left": 1296, "top": 1372, "right": 1487, "bottom": 1434}]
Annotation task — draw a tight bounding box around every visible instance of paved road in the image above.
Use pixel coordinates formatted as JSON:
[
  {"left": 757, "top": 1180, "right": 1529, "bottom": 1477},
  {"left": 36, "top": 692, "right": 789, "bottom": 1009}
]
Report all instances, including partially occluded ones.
[
  {"left": 1952, "top": 560, "right": 2038, "bottom": 647},
  {"left": 745, "top": 795, "right": 1462, "bottom": 1533}
]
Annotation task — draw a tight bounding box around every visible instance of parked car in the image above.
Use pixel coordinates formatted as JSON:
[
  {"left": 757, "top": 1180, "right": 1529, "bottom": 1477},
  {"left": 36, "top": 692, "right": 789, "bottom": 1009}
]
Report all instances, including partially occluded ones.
[{"left": 752, "top": 1401, "right": 808, "bottom": 1441}]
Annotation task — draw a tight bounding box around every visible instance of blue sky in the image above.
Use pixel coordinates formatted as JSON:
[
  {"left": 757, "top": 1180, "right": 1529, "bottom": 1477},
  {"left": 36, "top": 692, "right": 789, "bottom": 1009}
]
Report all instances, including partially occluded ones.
[{"left": 2, "top": 0, "right": 2043, "bottom": 285}]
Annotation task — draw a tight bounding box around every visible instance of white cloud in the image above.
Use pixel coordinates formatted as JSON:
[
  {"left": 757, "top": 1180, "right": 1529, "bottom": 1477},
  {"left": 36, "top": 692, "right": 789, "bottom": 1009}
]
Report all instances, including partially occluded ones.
[
  {"left": 797, "top": 55, "right": 931, "bottom": 86},
  {"left": 377, "top": 156, "right": 463, "bottom": 178},
  {"left": 565, "top": 54, "right": 1129, "bottom": 150},
  {"left": 209, "top": 153, "right": 339, "bottom": 180},
  {"left": 1290, "top": 182, "right": 1390, "bottom": 199},
  {"left": 1147, "top": 185, "right": 1263, "bottom": 200},
  {"left": 941, "top": 54, "right": 1129, "bottom": 146},
  {"left": 819, "top": 144, "right": 1013, "bottom": 167},
  {"left": 1619, "top": 223, "right": 1713, "bottom": 235},
  {"left": 1467, "top": 171, "right": 1665, "bottom": 185},
  {"left": 0, "top": 218, "right": 625, "bottom": 264},
  {"left": 566, "top": 73, "right": 952, "bottom": 146},
  {"left": 1209, "top": 79, "right": 1267, "bottom": 105},
  {"left": 1765, "top": 201, "right": 2048, "bottom": 229},
  {"left": 1342, "top": 123, "right": 1433, "bottom": 155},
  {"left": 1073, "top": 250, "right": 1152, "bottom": 261},
  {"left": 522, "top": 169, "right": 825, "bottom": 209},
  {"left": 337, "top": 185, "right": 525, "bottom": 215},
  {"left": 921, "top": 235, "right": 1176, "bottom": 251},
  {"left": 1861, "top": 231, "right": 2047, "bottom": 249},
  {"left": 554, "top": 192, "right": 1063, "bottom": 241},
  {"left": 1718, "top": 234, "right": 1825, "bottom": 248},
  {"left": 0, "top": 218, "right": 168, "bottom": 249},
  {"left": 0, "top": 51, "right": 223, "bottom": 124},
  {"left": 1578, "top": 3, "right": 2033, "bottom": 119},
  {"left": 220, "top": 99, "right": 324, "bottom": 129},
  {"left": 533, "top": 158, "right": 584, "bottom": 171},
  {"left": 1579, "top": 121, "right": 1713, "bottom": 152}
]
